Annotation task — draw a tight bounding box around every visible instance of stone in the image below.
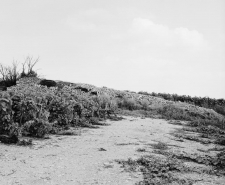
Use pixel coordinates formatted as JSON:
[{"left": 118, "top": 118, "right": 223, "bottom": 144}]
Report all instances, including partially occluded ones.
[
  {"left": 75, "top": 86, "right": 90, "bottom": 92},
  {"left": 39, "top": 79, "right": 57, "bottom": 87}
]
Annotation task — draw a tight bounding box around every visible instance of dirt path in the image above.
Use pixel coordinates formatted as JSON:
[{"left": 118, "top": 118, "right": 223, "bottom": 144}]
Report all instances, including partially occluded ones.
[{"left": 0, "top": 116, "right": 224, "bottom": 185}]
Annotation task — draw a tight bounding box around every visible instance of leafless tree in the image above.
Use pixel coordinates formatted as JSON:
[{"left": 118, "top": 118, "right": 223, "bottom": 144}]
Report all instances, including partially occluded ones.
[
  {"left": 0, "top": 56, "right": 39, "bottom": 87},
  {"left": 0, "top": 63, "right": 8, "bottom": 81},
  {"left": 0, "top": 61, "right": 20, "bottom": 86},
  {"left": 21, "top": 56, "right": 39, "bottom": 77}
]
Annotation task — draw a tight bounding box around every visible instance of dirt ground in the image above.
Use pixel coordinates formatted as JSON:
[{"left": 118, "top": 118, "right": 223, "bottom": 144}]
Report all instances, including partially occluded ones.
[{"left": 0, "top": 116, "right": 224, "bottom": 185}]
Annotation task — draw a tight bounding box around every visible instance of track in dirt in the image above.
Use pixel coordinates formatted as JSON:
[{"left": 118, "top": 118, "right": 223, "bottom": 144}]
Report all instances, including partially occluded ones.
[{"left": 0, "top": 116, "right": 224, "bottom": 185}]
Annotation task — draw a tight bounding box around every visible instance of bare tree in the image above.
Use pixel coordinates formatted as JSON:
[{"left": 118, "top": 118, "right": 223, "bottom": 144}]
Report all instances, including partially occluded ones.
[
  {"left": 6, "top": 61, "right": 20, "bottom": 82},
  {"left": 21, "top": 56, "right": 39, "bottom": 77},
  {"left": 0, "top": 56, "right": 39, "bottom": 87},
  {"left": 0, "top": 63, "right": 8, "bottom": 81},
  {"left": 0, "top": 62, "right": 20, "bottom": 86}
]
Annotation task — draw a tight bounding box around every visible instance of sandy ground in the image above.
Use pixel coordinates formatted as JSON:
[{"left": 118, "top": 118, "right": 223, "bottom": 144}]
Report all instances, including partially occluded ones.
[{"left": 0, "top": 116, "right": 224, "bottom": 185}]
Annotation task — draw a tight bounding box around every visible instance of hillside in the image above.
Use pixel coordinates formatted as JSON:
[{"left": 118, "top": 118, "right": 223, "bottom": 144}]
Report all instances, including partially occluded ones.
[
  {"left": 0, "top": 76, "right": 224, "bottom": 139},
  {"left": 1, "top": 77, "right": 225, "bottom": 184}
]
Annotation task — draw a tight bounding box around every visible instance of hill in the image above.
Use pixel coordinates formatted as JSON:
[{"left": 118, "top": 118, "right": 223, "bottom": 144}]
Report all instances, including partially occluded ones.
[
  {"left": 1, "top": 77, "right": 225, "bottom": 184},
  {"left": 0, "top": 77, "right": 224, "bottom": 141}
]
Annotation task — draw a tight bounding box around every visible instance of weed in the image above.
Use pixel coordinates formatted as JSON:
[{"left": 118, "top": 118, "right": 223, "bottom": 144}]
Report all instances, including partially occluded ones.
[
  {"left": 137, "top": 148, "right": 146, "bottom": 152},
  {"left": 17, "top": 138, "right": 33, "bottom": 146},
  {"left": 117, "top": 155, "right": 193, "bottom": 185},
  {"left": 149, "top": 141, "right": 169, "bottom": 150},
  {"left": 56, "top": 130, "right": 79, "bottom": 135}
]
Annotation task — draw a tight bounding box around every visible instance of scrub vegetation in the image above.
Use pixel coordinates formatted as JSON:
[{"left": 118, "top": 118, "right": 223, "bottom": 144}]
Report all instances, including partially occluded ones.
[{"left": 0, "top": 60, "right": 225, "bottom": 184}]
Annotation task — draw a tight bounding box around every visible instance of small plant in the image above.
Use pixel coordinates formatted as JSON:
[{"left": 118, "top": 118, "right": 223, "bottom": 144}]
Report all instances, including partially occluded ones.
[
  {"left": 56, "top": 130, "right": 79, "bottom": 135},
  {"left": 117, "top": 155, "right": 193, "bottom": 185},
  {"left": 137, "top": 148, "right": 146, "bottom": 152},
  {"left": 150, "top": 141, "right": 169, "bottom": 150},
  {"left": 17, "top": 138, "right": 33, "bottom": 146}
]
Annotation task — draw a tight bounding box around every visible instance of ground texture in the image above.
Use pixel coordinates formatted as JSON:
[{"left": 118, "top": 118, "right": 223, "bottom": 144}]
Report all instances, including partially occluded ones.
[{"left": 0, "top": 116, "right": 224, "bottom": 185}]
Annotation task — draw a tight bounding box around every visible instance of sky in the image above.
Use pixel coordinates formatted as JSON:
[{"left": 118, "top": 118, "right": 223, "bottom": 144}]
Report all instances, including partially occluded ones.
[{"left": 0, "top": 0, "right": 225, "bottom": 99}]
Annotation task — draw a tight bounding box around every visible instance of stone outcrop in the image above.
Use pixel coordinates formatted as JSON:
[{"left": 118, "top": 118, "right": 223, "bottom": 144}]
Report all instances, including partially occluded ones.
[{"left": 39, "top": 79, "right": 57, "bottom": 87}]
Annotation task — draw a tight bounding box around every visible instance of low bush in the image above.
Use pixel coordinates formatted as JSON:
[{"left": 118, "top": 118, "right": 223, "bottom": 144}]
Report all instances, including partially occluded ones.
[
  {"left": 140, "top": 99, "right": 149, "bottom": 110},
  {"left": 157, "top": 105, "right": 193, "bottom": 121},
  {"left": 22, "top": 119, "right": 51, "bottom": 138},
  {"left": 118, "top": 97, "right": 140, "bottom": 110},
  {"left": 117, "top": 155, "right": 192, "bottom": 185},
  {"left": 0, "top": 78, "right": 119, "bottom": 142}
]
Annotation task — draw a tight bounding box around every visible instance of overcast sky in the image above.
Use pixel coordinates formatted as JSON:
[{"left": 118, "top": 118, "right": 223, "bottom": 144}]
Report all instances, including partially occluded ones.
[{"left": 0, "top": 0, "right": 224, "bottom": 98}]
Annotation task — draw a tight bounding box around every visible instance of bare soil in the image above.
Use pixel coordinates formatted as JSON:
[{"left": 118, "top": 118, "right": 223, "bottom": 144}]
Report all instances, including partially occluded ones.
[{"left": 0, "top": 116, "right": 224, "bottom": 185}]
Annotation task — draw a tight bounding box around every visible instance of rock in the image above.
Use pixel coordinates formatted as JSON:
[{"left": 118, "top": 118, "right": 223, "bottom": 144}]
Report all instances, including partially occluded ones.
[
  {"left": 39, "top": 79, "right": 57, "bottom": 87},
  {"left": 75, "top": 86, "right": 90, "bottom": 92},
  {"left": 90, "top": 91, "right": 98, "bottom": 95},
  {"left": 99, "top": 148, "right": 107, "bottom": 151}
]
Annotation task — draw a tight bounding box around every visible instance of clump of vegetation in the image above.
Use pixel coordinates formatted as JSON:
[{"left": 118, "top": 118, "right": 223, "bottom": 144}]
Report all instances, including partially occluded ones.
[
  {"left": 149, "top": 141, "right": 169, "bottom": 150},
  {"left": 169, "top": 123, "right": 225, "bottom": 175},
  {"left": 136, "top": 148, "right": 146, "bottom": 152},
  {"left": 118, "top": 97, "right": 140, "bottom": 110},
  {"left": 188, "top": 119, "right": 225, "bottom": 130},
  {"left": 0, "top": 56, "right": 38, "bottom": 88},
  {"left": 138, "top": 91, "right": 225, "bottom": 116},
  {"left": 1, "top": 58, "right": 224, "bottom": 148},
  {"left": 117, "top": 155, "right": 193, "bottom": 185},
  {"left": 172, "top": 133, "right": 212, "bottom": 144},
  {"left": 0, "top": 62, "right": 20, "bottom": 87},
  {"left": 0, "top": 68, "right": 120, "bottom": 144},
  {"left": 17, "top": 138, "right": 33, "bottom": 146},
  {"left": 20, "top": 56, "right": 38, "bottom": 78},
  {"left": 56, "top": 129, "right": 79, "bottom": 135},
  {"left": 216, "top": 150, "right": 225, "bottom": 171}
]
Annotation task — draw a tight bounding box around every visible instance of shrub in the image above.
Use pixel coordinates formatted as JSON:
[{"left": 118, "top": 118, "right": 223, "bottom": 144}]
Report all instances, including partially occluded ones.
[
  {"left": 0, "top": 98, "right": 15, "bottom": 135},
  {"left": 120, "top": 97, "right": 139, "bottom": 110},
  {"left": 140, "top": 99, "right": 149, "bottom": 110},
  {"left": 216, "top": 150, "right": 225, "bottom": 169},
  {"left": 22, "top": 118, "right": 51, "bottom": 138},
  {"left": 157, "top": 104, "right": 193, "bottom": 121},
  {"left": 91, "top": 94, "right": 118, "bottom": 118},
  {"left": 48, "top": 97, "right": 75, "bottom": 126},
  {"left": 214, "top": 105, "right": 225, "bottom": 116}
]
